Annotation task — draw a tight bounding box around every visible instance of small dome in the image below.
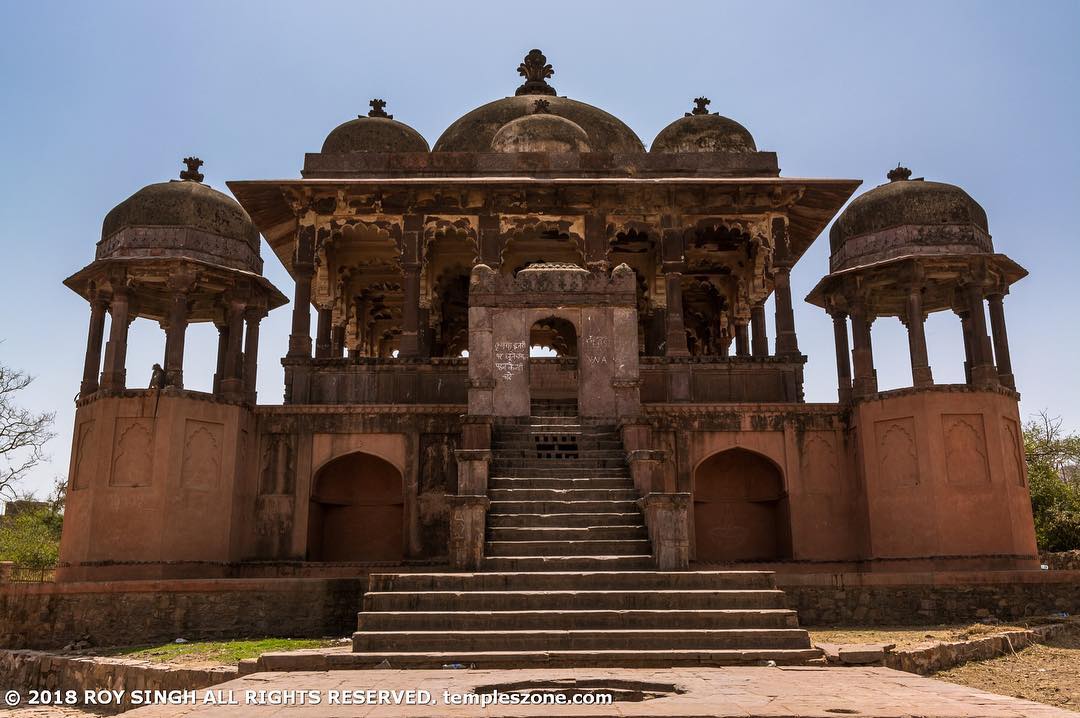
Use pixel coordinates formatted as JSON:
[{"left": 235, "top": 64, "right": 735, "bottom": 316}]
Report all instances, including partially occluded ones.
[
  {"left": 99, "top": 158, "right": 261, "bottom": 273},
  {"left": 651, "top": 98, "right": 756, "bottom": 153},
  {"left": 829, "top": 166, "right": 992, "bottom": 271},
  {"left": 490, "top": 100, "right": 592, "bottom": 152},
  {"left": 434, "top": 50, "right": 644, "bottom": 153},
  {"left": 321, "top": 99, "right": 430, "bottom": 153}
]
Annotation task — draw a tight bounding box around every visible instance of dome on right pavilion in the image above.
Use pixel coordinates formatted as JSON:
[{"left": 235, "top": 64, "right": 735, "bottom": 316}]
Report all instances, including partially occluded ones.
[
  {"left": 828, "top": 166, "right": 992, "bottom": 273},
  {"left": 651, "top": 97, "right": 757, "bottom": 153}
]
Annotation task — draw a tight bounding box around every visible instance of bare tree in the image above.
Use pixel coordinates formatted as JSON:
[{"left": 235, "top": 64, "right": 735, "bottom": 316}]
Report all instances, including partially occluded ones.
[{"left": 0, "top": 362, "right": 55, "bottom": 500}]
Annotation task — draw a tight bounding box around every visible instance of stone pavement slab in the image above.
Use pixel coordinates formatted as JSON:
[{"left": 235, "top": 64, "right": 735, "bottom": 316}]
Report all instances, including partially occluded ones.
[{"left": 120, "top": 666, "right": 1078, "bottom": 717}]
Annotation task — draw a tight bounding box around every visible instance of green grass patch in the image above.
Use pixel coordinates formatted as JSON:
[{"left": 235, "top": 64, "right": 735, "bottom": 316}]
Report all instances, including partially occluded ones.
[{"left": 102, "top": 637, "right": 342, "bottom": 666}]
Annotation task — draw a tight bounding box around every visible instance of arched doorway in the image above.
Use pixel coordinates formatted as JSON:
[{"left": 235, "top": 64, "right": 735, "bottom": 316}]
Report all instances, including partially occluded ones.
[
  {"left": 307, "top": 452, "right": 403, "bottom": 562},
  {"left": 528, "top": 316, "right": 579, "bottom": 401},
  {"left": 693, "top": 448, "right": 792, "bottom": 561}
]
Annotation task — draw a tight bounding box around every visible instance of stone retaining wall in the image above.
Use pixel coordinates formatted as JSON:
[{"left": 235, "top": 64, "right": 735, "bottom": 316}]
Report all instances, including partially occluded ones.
[
  {"left": 1041, "top": 550, "right": 1080, "bottom": 571},
  {"left": 779, "top": 569, "right": 1080, "bottom": 626},
  {"left": 0, "top": 650, "right": 236, "bottom": 713},
  {"left": 0, "top": 578, "right": 365, "bottom": 650},
  {"left": 884, "top": 622, "right": 1073, "bottom": 675}
]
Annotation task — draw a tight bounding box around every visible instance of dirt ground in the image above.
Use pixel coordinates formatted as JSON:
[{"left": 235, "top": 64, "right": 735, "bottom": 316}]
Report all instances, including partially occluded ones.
[
  {"left": 932, "top": 630, "right": 1080, "bottom": 711},
  {"left": 808, "top": 621, "right": 1030, "bottom": 649}
]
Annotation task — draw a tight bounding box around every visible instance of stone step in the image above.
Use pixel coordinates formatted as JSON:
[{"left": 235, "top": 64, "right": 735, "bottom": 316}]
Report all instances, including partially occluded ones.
[
  {"left": 353, "top": 628, "right": 811, "bottom": 653},
  {"left": 489, "top": 468, "right": 631, "bottom": 478},
  {"left": 495, "top": 427, "right": 619, "bottom": 436},
  {"left": 482, "top": 555, "right": 655, "bottom": 571},
  {"left": 489, "top": 499, "right": 640, "bottom": 514},
  {"left": 364, "top": 589, "right": 790, "bottom": 613},
  {"left": 308, "top": 648, "right": 823, "bottom": 670},
  {"left": 487, "top": 525, "right": 648, "bottom": 542},
  {"left": 489, "top": 450, "right": 626, "bottom": 459},
  {"left": 357, "top": 608, "right": 798, "bottom": 631},
  {"left": 485, "top": 539, "right": 652, "bottom": 557},
  {"left": 488, "top": 477, "right": 632, "bottom": 490},
  {"left": 488, "top": 488, "right": 639, "bottom": 502},
  {"left": 366, "top": 571, "right": 778, "bottom": 593},
  {"left": 490, "top": 458, "right": 627, "bottom": 469},
  {"left": 487, "top": 512, "right": 643, "bottom": 528}
]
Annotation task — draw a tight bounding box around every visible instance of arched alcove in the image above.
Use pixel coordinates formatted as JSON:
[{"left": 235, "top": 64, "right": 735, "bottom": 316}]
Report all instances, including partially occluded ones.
[
  {"left": 306, "top": 451, "right": 403, "bottom": 562},
  {"left": 528, "top": 315, "right": 579, "bottom": 401},
  {"left": 693, "top": 448, "right": 792, "bottom": 561}
]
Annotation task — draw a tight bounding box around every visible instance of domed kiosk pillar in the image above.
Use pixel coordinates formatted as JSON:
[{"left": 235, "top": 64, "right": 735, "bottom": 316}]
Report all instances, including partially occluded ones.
[
  {"left": 99, "top": 283, "right": 130, "bottom": 391},
  {"left": 987, "top": 290, "right": 1015, "bottom": 389},
  {"left": 80, "top": 292, "right": 109, "bottom": 396}
]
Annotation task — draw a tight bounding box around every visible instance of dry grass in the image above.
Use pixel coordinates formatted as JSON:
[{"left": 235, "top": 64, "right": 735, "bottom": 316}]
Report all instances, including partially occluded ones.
[
  {"left": 933, "top": 630, "right": 1080, "bottom": 711},
  {"left": 100, "top": 637, "right": 344, "bottom": 668},
  {"left": 808, "top": 621, "right": 1030, "bottom": 649}
]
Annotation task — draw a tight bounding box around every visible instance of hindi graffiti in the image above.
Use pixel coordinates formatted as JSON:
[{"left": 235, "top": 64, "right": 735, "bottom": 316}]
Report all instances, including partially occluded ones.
[{"left": 494, "top": 340, "right": 527, "bottom": 381}]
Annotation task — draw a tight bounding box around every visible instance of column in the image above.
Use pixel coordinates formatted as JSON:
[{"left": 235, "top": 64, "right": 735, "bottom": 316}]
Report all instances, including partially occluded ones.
[
  {"left": 987, "top": 292, "right": 1015, "bottom": 389},
  {"left": 80, "top": 296, "right": 109, "bottom": 396},
  {"left": 751, "top": 301, "right": 768, "bottom": 358},
  {"left": 220, "top": 299, "right": 246, "bottom": 399},
  {"left": 831, "top": 310, "right": 853, "bottom": 403},
  {"left": 243, "top": 308, "right": 264, "bottom": 402},
  {"left": 315, "top": 303, "right": 332, "bottom": 359},
  {"left": 957, "top": 310, "right": 974, "bottom": 384},
  {"left": 734, "top": 320, "right": 750, "bottom": 358},
  {"left": 905, "top": 289, "right": 933, "bottom": 388},
  {"left": 331, "top": 324, "right": 345, "bottom": 358},
  {"left": 399, "top": 264, "right": 420, "bottom": 357},
  {"left": 162, "top": 290, "right": 188, "bottom": 388},
  {"left": 287, "top": 230, "right": 315, "bottom": 357},
  {"left": 850, "top": 303, "right": 877, "bottom": 398},
  {"left": 664, "top": 272, "right": 689, "bottom": 356},
  {"left": 965, "top": 284, "right": 998, "bottom": 387},
  {"left": 100, "top": 286, "right": 130, "bottom": 391},
  {"left": 773, "top": 266, "right": 800, "bottom": 355},
  {"left": 213, "top": 322, "right": 229, "bottom": 395}
]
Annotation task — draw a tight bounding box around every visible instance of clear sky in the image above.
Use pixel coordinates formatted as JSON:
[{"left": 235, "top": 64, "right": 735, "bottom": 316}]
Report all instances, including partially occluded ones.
[{"left": 1, "top": 0, "right": 1078, "bottom": 498}]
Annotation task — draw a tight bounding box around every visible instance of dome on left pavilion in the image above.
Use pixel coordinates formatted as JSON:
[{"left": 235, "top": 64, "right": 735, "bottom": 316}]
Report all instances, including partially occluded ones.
[{"left": 321, "top": 99, "right": 430, "bottom": 153}]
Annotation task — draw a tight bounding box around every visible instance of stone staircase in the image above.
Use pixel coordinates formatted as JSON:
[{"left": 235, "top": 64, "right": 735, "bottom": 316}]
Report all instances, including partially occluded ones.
[{"left": 347, "top": 399, "right": 820, "bottom": 668}]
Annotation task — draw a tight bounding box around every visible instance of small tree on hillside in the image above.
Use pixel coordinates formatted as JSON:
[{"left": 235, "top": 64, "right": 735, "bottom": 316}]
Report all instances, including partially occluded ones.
[
  {"left": 0, "top": 360, "right": 55, "bottom": 500},
  {"left": 1025, "top": 412, "right": 1080, "bottom": 552}
]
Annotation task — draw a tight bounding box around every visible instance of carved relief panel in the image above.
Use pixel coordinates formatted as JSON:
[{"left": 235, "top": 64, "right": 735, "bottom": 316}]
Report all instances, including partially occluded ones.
[
  {"left": 943, "top": 414, "right": 991, "bottom": 485},
  {"left": 110, "top": 418, "right": 154, "bottom": 487},
  {"left": 180, "top": 420, "right": 224, "bottom": 490},
  {"left": 1002, "top": 418, "right": 1025, "bottom": 487},
  {"left": 874, "top": 417, "right": 919, "bottom": 488},
  {"left": 800, "top": 433, "right": 840, "bottom": 495},
  {"left": 71, "top": 420, "right": 95, "bottom": 490}
]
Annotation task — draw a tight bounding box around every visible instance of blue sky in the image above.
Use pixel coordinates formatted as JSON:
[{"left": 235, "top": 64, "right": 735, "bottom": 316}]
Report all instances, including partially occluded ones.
[{"left": 1, "top": 1, "right": 1078, "bottom": 498}]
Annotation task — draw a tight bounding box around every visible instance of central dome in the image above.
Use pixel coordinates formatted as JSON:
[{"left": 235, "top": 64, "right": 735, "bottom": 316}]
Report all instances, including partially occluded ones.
[
  {"left": 490, "top": 99, "right": 592, "bottom": 153},
  {"left": 434, "top": 50, "right": 644, "bottom": 153}
]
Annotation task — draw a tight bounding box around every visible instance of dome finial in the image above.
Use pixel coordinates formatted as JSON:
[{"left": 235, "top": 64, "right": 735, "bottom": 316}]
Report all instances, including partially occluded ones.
[
  {"left": 179, "top": 157, "right": 204, "bottom": 183},
  {"left": 888, "top": 163, "right": 912, "bottom": 182},
  {"left": 367, "top": 99, "right": 392, "bottom": 119},
  {"left": 515, "top": 49, "right": 556, "bottom": 96},
  {"left": 687, "top": 97, "right": 712, "bottom": 117}
]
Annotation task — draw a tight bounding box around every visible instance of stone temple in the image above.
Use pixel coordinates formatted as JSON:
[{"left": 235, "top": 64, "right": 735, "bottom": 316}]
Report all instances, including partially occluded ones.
[{"left": 57, "top": 50, "right": 1037, "bottom": 665}]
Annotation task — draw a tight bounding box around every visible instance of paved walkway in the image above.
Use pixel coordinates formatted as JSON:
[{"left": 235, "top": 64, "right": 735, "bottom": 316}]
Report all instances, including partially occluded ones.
[{"left": 110, "top": 666, "right": 1076, "bottom": 717}]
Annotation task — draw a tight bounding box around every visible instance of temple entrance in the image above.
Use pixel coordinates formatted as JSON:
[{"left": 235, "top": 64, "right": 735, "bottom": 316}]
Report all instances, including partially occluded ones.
[
  {"left": 693, "top": 448, "right": 792, "bottom": 561},
  {"left": 307, "top": 451, "right": 404, "bottom": 562},
  {"left": 528, "top": 316, "right": 578, "bottom": 401}
]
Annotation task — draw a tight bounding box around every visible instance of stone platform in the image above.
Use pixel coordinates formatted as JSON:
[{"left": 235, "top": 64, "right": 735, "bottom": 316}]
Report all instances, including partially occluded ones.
[{"left": 122, "top": 666, "right": 1075, "bottom": 717}]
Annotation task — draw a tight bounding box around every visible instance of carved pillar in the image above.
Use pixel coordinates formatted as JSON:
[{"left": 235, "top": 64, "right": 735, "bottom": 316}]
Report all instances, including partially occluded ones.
[
  {"left": 331, "top": 324, "right": 345, "bottom": 358},
  {"left": 957, "top": 310, "right": 974, "bottom": 384},
  {"left": 830, "top": 310, "right": 853, "bottom": 403},
  {"left": 162, "top": 290, "right": 189, "bottom": 388},
  {"left": 850, "top": 303, "right": 877, "bottom": 398},
  {"left": 750, "top": 301, "right": 768, "bottom": 358},
  {"left": 314, "top": 303, "right": 332, "bottom": 359},
  {"left": 213, "top": 321, "right": 229, "bottom": 395},
  {"left": 965, "top": 283, "right": 998, "bottom": 387},
  {"left": 243, "top": 308, "right": 265, "bottom": 402},
  {"left": 399, "top": 263, "right": 421, "bottom": 357},
  {"left": 734, "top": 320, "right": 750, "bottom": 357},
  {"left": 80, "top": 295, "right": 109, "bottom": 396},
  {"left": 287, "top": 225, "right": 315, "bottom": 358},
  {"left": 220, "top": 298, "right": 246, "bottom": 400},
  {"left": 905, "top": 288, "right": 933, "bottom": 388},
  {"left": 664, "top": 271, "right": 689, "bottom": 356},
  {"left": 987, "top": 292, "right": 1015, "bottom": 389},
  {"left": 773, "top": 265, "right": 799, "bottom": 355},
  {"left": 100, "top": 285, "right": 130, "bottom": 391}
]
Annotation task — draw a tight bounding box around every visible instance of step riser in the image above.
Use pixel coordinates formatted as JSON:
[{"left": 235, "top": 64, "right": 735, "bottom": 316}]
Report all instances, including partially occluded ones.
[
  {"left": 365, "top": 591, "right": 788, "bottom": 612},
  {"left": 491, "top": 459, "right": 627, "bottom": 468},
  {"left": 487, "top": 513, "right": 643, "bottom": 528},
  {"left": 353, "top": 630, "right": 811, "bottom": 652},
  {"left": 487, "top": 527, "right": 648, "bottom": 541},
  {"left": 331, "top": 649, "right": 821, "bottom": 670},
  {"left": 488, "top": 489, "right": 639, "bottom": 501},
  {"left": 489, "top": 478, "right": 631, "bottom": 489},
  {"left": 486, "top": 540, "right": 652, "bottom": 556},
  {"left": 366, "top": 572, "right": 778, "bottom": 592},
  {"left": 490, "top": 470, "right": 631, "bottom": 478},
  {"left": 357, "top": 610, "right": 799, "bottom": 631},
  {"left": 483, "top": 556, "right": 654, "bottom": 571},
  {"left": 490, "top": 500, "right": 640, "bottom": 514}
]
